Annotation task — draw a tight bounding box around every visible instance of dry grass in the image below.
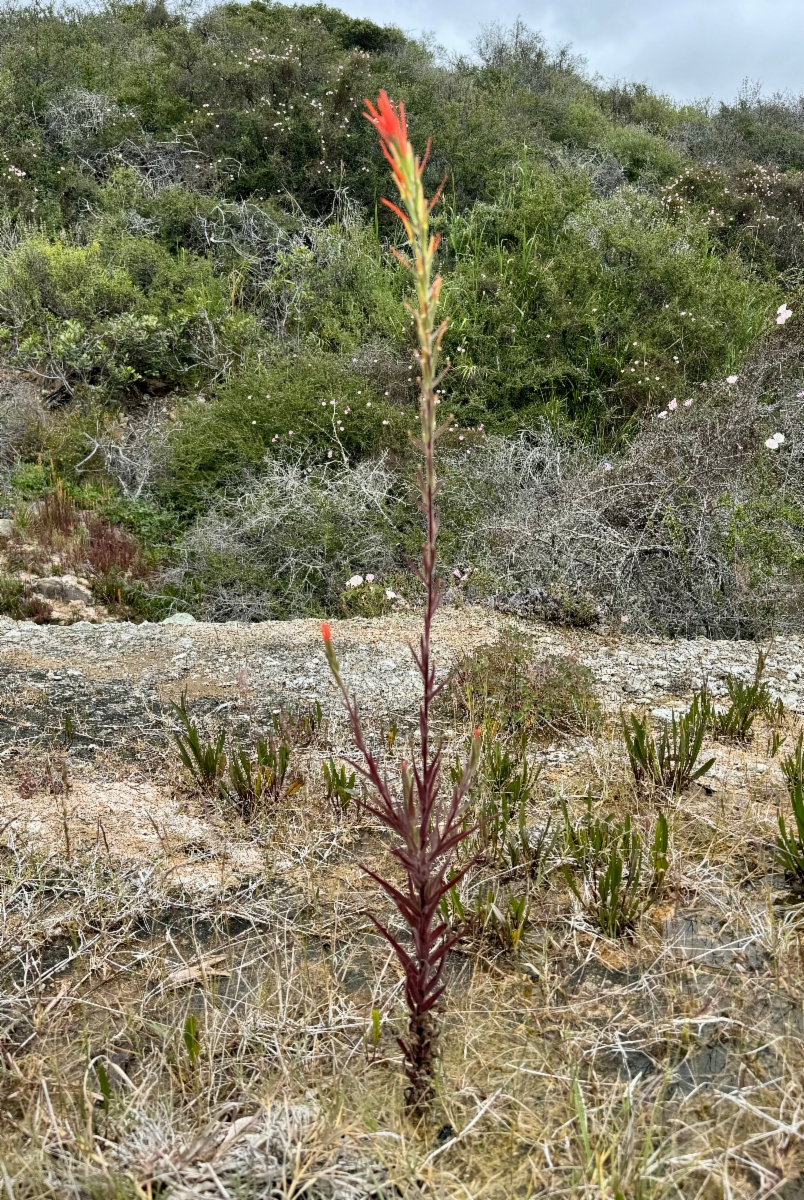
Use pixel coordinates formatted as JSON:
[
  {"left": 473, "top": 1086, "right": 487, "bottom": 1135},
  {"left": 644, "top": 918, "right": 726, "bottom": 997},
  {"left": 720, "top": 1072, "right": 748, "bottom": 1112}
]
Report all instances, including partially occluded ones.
[{"left": 2, "top": 692, "right": 804, "bottom": 1198}]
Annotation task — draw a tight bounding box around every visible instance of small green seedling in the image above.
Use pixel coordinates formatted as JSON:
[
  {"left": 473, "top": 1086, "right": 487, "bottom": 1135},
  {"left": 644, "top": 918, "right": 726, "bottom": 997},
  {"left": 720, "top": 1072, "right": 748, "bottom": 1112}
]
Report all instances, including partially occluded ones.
[
  {"left": 183, "top": 1014, "right": 201, "bottom": 1066},
  {"left": 323, "top": 758, "right": 357, "bottom": 810}
]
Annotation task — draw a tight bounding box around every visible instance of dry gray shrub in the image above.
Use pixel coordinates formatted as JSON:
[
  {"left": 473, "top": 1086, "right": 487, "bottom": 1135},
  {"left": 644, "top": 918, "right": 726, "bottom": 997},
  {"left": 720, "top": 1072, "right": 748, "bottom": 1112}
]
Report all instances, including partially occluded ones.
[
  {"left": 442, "top": 337, "right": 804, "bottom": 636},
  {"left": 89, "top": 136, "right": 214, "bottom": 192},
  {"left": 74, "top": 403, "right": 172, "bottom": 499},
  {"left": 0, "top": 371, "right": 49, "bottom": 467},
  {"left": 43, "top": 88, "right": 214, "bottom": 191},
  {"left": 168, "top": 455, "right": 401, "bottom": 619},
  {"left": 196, "top": 192, "right": 368, "bottom": 340},
  {"left": 44, "top": 88, "right": 128, "bottom": 147},
  {"left": 674, "top": 84, "right": 804, "bottom": 168}
]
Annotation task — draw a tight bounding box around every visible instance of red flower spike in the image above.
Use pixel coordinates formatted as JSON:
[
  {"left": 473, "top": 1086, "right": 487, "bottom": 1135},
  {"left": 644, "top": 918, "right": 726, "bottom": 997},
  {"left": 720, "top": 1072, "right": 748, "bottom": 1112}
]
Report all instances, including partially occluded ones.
[
  {"left": 323, "top": 90, "right": 477, "bottom": 1111},
  {"left": 321, "top": 621, "right": 331, "bottom": 643}
]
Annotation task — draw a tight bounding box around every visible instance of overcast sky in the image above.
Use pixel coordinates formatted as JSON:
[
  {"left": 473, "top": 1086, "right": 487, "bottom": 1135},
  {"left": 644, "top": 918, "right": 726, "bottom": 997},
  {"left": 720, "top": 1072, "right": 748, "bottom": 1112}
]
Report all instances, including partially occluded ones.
[{"left": 340, "top": 0, "right": 804, "bottom": 105}]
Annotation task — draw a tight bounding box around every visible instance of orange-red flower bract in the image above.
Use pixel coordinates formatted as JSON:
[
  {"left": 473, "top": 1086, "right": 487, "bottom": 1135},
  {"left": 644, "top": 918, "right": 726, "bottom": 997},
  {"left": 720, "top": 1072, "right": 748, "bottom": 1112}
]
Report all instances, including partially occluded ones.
[
  {"left": 321, "top": 621, "right": 332, "bottom": 643},
  {"left": 364, "top": 90, "right": 407, "bottom": 155}
]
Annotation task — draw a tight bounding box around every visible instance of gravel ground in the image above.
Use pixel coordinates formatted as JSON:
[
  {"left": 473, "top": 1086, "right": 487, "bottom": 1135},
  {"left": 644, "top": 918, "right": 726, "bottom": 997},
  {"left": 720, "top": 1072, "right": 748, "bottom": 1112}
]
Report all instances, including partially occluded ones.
[
  {"left": 1, "top": 605, "right": 802, "bottom": 881},
  {"left": 1, "top": 606, "right": 803, "bottom": 759}
]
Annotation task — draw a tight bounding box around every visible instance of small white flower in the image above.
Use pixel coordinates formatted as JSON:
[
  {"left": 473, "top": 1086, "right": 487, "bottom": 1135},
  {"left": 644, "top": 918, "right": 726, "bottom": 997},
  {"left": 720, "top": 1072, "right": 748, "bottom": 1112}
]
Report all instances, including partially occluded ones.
[
  {"left": 603, "top": 462, "right": 612, "bottom": 471},
  {"left": 346, "top": 574, "right": 363, "bottom": 588},
  {"left": 765, "top": 437, "right": 779, "bottom": 450},
  {"left": 668, "top": 399, "right": 677, "bottom": 411},
  {"left": 774, "top": 432, "right": 786, "bottom": 444},
  {"left": 385, "top": 588, "right": 396, "bottom": 600},
  {"left": 726, "top": 374, "right": 739, "bottom": 384},
  {"left": 683, "top": 399, "right": 692, "bottom": 407},
  {"left": 366, "top": 574, "right": 375, "bottom": 582},
  {"left": 776, "top": 303, "right": 793, "bottom": 325},
  {"left": 658, "top": 411, "right": 668, "bottom": 419}
]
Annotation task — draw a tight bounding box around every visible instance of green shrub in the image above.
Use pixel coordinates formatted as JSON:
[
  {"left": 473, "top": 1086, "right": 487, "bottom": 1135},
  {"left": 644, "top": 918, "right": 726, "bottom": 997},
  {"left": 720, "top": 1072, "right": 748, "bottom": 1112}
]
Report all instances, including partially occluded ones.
[
  {"left": 602, "top": 125, "right": 685, "bottom": 184},
  {"left": 452, "top": 628, "right": 600, "bottom": 738},
  {"left": 0, "top": 232, "right": 234, "bottom": 392},
  {"left": 440, "top": 158, "right": 777, "bottom": 431},
  {"left": 161, "top": 357, "right": 412, "bottom": 513}
]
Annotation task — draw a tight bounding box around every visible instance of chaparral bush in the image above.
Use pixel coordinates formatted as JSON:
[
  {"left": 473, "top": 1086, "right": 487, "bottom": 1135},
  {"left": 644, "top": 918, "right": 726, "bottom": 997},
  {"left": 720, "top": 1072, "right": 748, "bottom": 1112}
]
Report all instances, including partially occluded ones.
[{"left": 0, "top": 3, "right": 802, "bottom": 632}]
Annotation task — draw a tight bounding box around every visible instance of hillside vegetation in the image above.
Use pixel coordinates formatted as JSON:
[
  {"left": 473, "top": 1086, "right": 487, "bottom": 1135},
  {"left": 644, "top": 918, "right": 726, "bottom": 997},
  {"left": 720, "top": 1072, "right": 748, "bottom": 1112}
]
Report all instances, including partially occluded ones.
[{"left": 0, "top": 1, "right": 804, "bottom": 633}]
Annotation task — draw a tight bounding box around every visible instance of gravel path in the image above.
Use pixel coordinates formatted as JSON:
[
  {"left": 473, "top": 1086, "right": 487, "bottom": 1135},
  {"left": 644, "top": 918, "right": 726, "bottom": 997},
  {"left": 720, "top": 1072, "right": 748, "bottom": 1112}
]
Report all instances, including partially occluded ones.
[{"left": 1, "top": 608, "right": 803, "bottom": 761}]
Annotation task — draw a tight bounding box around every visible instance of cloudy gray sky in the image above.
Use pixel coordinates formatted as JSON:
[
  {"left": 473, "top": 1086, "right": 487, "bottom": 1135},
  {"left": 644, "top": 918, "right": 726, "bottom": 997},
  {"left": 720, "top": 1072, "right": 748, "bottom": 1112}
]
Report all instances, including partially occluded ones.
[{"left": 340, "top": 0, "right": 804, "bottom": 105}]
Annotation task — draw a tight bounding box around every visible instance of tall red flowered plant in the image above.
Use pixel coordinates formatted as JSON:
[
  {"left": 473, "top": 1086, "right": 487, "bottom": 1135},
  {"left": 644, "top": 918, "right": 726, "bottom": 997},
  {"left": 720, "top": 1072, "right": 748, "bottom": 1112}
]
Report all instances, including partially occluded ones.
[{"left": 322, "top": 91, "right": 479, "bottom": 1106}]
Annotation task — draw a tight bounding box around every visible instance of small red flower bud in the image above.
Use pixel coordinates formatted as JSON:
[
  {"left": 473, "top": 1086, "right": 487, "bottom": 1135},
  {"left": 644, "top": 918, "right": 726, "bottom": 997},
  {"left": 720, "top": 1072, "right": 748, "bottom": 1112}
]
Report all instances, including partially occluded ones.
[
  {"left": 321, "top": 621, "right": 332, "bottom": 643},
  {"left": 474, "top": 728, "right": 481, "bottom": 738}
]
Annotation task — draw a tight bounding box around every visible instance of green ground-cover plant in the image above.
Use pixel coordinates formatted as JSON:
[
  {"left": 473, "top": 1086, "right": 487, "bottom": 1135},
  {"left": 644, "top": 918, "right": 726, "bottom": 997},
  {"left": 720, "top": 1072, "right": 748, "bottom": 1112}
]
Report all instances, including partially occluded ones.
[
  {"left": 775, "top": 734, "right": 804, "bottom": 888},
  {"left": 623, "top": 694, "right": 715, "bottom": 793},
  {"left": 561, "top": 799, "right": 669, "bottom": 937},
  {"left": 457, "top": 725, "right": 554, "bottom": 876},
  {"left": 782, "top": 734, "right": 804, "bottom": 792},
  {"left": 221, "top": 733, "right": 303, "bottom": 822},
  {"left": 702, "top": 651, "right": 774, "bottom": 742},
  {"left": 452, "top": 628, "right": 600, "bottom": 738},
  {"left": 322, "top": 757, "right": 357, "bottom": 811},
  {"left": 439, "top": 877, "right": 534, "bottom": 952},
  {"left": 170, "top": 694, "right": 227, "bottom": 794},
  {"left": 775, "top": 780, "right": 804, "bottom": 888},
  {"left": 470, "top": 728, "right": 537, "bottom": 864}
]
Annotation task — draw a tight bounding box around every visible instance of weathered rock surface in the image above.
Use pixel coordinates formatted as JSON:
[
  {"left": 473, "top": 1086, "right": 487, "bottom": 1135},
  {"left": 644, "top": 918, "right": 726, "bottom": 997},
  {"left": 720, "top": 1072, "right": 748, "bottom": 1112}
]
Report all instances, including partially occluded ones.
[{"left": 33, "top": 574, "right": 94, "bottom": 604}]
